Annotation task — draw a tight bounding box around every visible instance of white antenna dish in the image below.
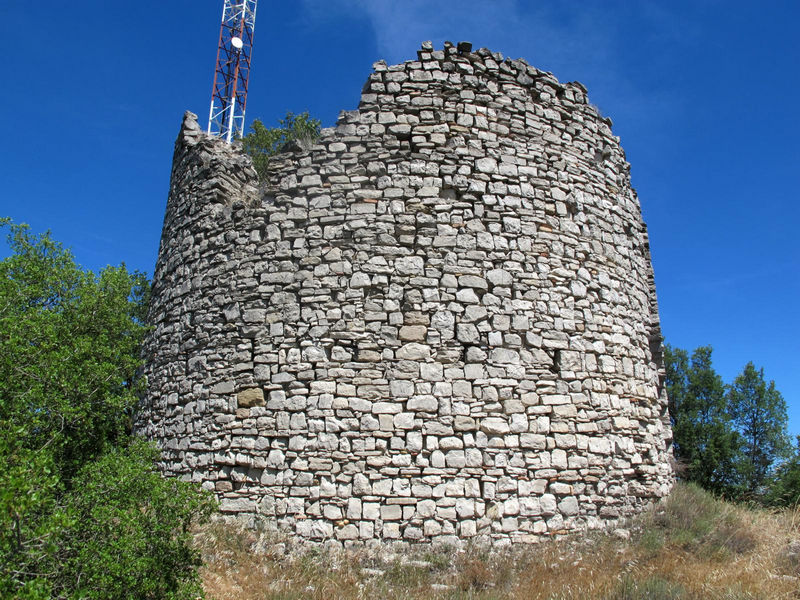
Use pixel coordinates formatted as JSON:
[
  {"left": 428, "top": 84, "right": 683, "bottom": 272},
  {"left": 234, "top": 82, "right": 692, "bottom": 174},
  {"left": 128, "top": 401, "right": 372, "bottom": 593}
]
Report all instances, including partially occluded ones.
[{"left": 231, "top": 36, "right": 243, "bottom": 49}]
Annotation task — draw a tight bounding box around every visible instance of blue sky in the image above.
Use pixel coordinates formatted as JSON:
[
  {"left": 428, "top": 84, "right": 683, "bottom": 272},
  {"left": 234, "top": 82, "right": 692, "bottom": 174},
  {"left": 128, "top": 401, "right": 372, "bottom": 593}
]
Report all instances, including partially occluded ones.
[{"left": 1, "top": 1, "right": 798, "bottom": 435}]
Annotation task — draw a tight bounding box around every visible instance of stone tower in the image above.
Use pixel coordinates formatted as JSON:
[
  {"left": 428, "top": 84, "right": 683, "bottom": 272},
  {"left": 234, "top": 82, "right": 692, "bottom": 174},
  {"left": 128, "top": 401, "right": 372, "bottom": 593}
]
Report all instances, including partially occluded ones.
[{"left": 136, "top": 42, "right": 674, "bottom": 547}]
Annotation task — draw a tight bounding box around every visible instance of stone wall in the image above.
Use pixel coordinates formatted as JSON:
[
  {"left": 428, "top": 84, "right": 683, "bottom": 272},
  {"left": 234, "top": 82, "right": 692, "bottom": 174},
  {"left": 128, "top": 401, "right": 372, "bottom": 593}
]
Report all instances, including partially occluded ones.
[{"left": 136, "top": 41, "right": 674, "bottom": 548}]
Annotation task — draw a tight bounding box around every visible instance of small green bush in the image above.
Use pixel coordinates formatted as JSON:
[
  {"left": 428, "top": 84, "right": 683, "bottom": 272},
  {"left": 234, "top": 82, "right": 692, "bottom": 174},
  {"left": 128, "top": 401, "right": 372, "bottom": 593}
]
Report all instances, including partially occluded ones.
[
  {"left": 51, "top": 441, "right": 216, "bottom": 599},
  {"left": 240, "top": 112, "right": 321, "bottom": 179}
]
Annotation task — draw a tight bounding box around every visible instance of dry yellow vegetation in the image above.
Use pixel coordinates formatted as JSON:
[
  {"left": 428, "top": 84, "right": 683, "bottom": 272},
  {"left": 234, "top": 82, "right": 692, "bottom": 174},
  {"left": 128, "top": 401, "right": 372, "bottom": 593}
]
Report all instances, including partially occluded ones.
[{"left": 196, "top": 483, "right": 800, "bottom": 600}]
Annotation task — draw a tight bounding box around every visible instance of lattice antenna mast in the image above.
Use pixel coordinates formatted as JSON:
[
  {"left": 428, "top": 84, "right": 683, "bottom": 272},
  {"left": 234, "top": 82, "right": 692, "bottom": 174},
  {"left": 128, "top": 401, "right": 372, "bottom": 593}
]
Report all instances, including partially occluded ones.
[{"left": 208, "top": 1, "right": 257, "bottom": 143}]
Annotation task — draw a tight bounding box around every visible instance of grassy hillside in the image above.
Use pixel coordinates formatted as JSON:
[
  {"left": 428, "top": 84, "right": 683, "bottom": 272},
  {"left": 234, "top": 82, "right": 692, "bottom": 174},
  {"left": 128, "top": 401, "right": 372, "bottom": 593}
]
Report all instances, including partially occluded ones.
[{"left": 195, "top": 483, "right": 800, "bottom": 599}]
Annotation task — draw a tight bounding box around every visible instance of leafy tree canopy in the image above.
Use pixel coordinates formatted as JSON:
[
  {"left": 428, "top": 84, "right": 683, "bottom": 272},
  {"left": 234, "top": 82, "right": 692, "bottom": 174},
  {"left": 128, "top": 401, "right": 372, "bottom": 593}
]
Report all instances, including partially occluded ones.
[
  {"left": 0, "top": 219, "right": 148, "bottom": 478},
  {"left": 664, "top": 344, "right": 742, "bottom": 497},
  {"left": 0, "top": 219, "right": 214, "bottom": 599},
  {"left": 665, "top": 342, "right": 794, "bottom": 505},
  {"left": 728, "top": 361, "right": 790, "bottom": 494},
  {"left": 240, "top": 111, "right": 321, "bottom": 179}
]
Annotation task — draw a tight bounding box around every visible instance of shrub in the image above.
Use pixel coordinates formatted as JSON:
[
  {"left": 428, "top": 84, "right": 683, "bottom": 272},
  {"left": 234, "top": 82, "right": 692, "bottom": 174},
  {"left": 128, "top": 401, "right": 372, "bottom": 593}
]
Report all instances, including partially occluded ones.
[
  {"left": 50, "top": 441, "right": 216, "bottom": 599},
  {"left": 0, "top": 220, "right": 215, "bottom": 598},
  {"left": 240, "top": 112, "right": 321, "bottom": 179}
]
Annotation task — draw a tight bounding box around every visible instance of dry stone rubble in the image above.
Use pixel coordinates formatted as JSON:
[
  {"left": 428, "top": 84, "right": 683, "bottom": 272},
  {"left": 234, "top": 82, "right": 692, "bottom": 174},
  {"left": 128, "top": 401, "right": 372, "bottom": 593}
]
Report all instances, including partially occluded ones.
[{"left": 136, "top": 41, "right": 674, "bottom": 548}]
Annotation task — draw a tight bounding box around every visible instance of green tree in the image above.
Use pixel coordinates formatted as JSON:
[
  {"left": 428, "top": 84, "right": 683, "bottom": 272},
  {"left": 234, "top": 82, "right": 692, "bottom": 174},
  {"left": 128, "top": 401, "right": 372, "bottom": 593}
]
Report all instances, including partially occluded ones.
[
  {"left": 664, "top": 344, "right": 742, "bottom": 497},
  {"left": 765, "top": 436, "right": 800, "bottom": 506},
  {"left": 241, "top": 111, "right": 321, "bottom": 179},
  {"left": 0, "top": 220, "right": 148, "bottom": 480},
  {"left": 728, "top": 362, "right": 790, "bottom": 494},
  {"left": 0, "top": 220, "right": 214, "bottom": 599}
]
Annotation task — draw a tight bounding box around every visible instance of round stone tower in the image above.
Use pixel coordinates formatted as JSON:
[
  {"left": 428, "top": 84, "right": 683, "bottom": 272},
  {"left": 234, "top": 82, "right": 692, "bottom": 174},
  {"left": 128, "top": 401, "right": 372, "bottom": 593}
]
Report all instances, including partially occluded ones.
[{"left": 137, "top": 42, "right": 673, "bottom": 547}]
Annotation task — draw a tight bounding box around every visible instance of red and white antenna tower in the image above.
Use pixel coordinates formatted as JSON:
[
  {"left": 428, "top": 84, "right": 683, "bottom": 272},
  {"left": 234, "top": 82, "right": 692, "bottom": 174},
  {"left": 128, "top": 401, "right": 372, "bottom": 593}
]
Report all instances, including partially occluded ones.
[{"left": 208, "top": 1, "right": 257, "bottom": 143}]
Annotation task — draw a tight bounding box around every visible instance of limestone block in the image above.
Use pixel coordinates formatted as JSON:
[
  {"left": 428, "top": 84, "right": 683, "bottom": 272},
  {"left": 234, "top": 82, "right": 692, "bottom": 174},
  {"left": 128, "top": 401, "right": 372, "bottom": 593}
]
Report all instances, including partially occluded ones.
[
  {"left": 490, "top": 348, "right": 520, "bottom": 364},
  {"left": 393, "top": 413, "right": 415, "bottom": 429},
  {"left": 558, "top": 496, "right": 579, "bottom": 516},
  {"left": 373, "top": 402, "right": 402, "bottom": 414},
  {"left": 237, "top": 388, "right": 264, "bottom": 408},
  {"left": 420, "top": 363, "right": 443, "bottom": 382},
  {"left": 456, "top": 323, "right": 480, "bottom": 343},
  {"left": 481, "top": 417, "right": 510, "bottom": 435},
  {"left": 211, "top": 381, "right": 234, "bottom": 394},
  {"left": 396, "top": 343, "right": 431, "bottom": 360},
  {"left": 395, "top": 256, "right": 425, "bottom": 275},
  {"left": 453, "top": 415, "right": 477, "bottom": 431},
  {"left": 363, "top": 502, "right": 380, "bottom": 520},
  {"left": 520, "top": 433, "right": 546, "bottom": 450},
  {"left": 353, "top": 474, "right": 371, "bottom": 496},
  {"left": 323, "top": 505, "right": 343, "bottom": 520},
  {"left": 336, "top": 524, "right": 359, "bottom": 540},
  {"left": 589, "top": 438, "right": 612, "bottom": 455},
  {"left": 407, "top": 431, "right": 423, "bottom": 452},
  {"left": 382, "top": 523, "right": 401, "bottom": 539},
  {"left": 219, "top": 498, "right": 256, "bottom": 512},
  {"left": 487, "top": 269, "right": 513, "bottom": 286},
  {"left": 458, "top": 275, "right": 488, "bottom": 290},
  {"left": 350, "top": 272, "right": 371, "bottom": 288},
  {"left": 242, "top": 309, "right": 266, "bottom": 323},
  {"left": 408, "top": 395, "right": 438, "bottom": 412},
  {"left": 347, "top": 498, "right": 362, "bottom": 520},
  {"left": 381, "top": 505, "right": 402, "bottom": 520},
  {"left": 540, "top": 494, "right": 557, "bottom": 517},
  {"left": 445, "top": 450, "right": 467, "bottom": 468},
  {"left": 399, "top": 325, "right": 427, "bottom": 341},
  {"left": 519, "top": 497, "right": 541, "bottom": 516},
  {"left": 459, "top": 520, "right": 477, "bottom": 537},
  {"left": 456, "top": 498, "right": 475, "bottom": 518},
  {"left": 456, "top": 288, "right": 480, "bottom": 303},
  {"left": 475, "top": 157, "right": 497, "bottom": 173},
  {"left": 465, "top": 448, "right": 483, "bottom": 467},
  {"left": 552, "top": 449, "right": 568, "bottom": 469},
  {"left": 417, "top": 499, "right": 436, "bottom": 518}
]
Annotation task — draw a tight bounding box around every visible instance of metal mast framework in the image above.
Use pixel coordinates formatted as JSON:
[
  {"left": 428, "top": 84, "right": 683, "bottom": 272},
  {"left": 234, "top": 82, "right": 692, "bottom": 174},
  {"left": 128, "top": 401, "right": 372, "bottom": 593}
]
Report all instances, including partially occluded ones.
[{"left": 208, "top": 1, "right": 257, "bottom": 143}]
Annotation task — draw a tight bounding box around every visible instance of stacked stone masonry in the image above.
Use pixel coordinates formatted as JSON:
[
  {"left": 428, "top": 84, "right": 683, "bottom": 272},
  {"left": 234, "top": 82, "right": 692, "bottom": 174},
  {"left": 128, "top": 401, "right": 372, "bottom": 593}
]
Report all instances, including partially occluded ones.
[{"left": 137, "top": 42, "right": 674, "bottom": 548}]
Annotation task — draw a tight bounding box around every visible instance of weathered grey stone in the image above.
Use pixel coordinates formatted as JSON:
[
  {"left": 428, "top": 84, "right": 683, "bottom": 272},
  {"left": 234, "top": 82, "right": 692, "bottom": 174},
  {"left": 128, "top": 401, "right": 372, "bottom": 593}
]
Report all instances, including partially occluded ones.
[
  {"left": 395, "top": 256, "right": 424, "bottom": 275},
  {"left": 456, "top": 323, "right": 480, "bottom": 343},
  {"left": 559, "top": 496, "right": 579, "bottom": 516},
  {"left": 490, "top": 348, "right": 520, "bottom": 364},
  {"left": 396, "top": 343, "right": 431, "bottom": 360},
  {"left": 475, "top": 157, "right": 497, "bottom": 173},
  {"left": 138, "top": 42, "right": 674, "bottom": 549},
  {"left": 458, "top": 275, "right": 488, "bottom": 290},
  {"left": 399, "top": 325, "right": 427, "bottom": 341},
  {"left": 454, "top": 416, "right": 477, "bottom": 431},
  {"left": 211, "top": 381, "right": 234, "bottom": 394},
  {"left": 350, "top": 272, "right": 371, "bottom": 288},
  {"left": 486, "top": 269, "right": 513, "bottom": 286},
  {"left": 455, "top": 288, "right": 480, "bottom": 303},
  {"left": 480, "top": 417, "right": 510, "bottom": 435},
  {"left": 408, "top": 395, "right": 438, "bottom": 412}
]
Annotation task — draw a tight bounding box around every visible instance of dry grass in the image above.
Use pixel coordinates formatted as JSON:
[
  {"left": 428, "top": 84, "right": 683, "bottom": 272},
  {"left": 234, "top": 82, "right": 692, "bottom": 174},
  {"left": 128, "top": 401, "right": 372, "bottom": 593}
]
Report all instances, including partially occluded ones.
[{"left": 196, "top": 483, "right": 800, "bottom": 600}]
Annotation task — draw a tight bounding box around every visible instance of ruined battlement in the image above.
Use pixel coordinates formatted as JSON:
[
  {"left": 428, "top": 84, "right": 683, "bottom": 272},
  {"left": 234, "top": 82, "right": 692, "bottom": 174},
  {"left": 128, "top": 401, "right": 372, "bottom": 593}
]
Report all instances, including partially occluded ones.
[{"left": 136, "top": 41, "right": 673, "bottom": 548}]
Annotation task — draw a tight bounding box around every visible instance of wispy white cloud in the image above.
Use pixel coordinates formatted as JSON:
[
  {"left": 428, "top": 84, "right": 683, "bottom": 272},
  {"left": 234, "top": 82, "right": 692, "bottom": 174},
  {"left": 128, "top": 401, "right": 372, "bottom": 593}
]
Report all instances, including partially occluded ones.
[
  {"left": 302, "top": 0, "right": 613, "bottom": 75},
  {"left": 337, "top": 0, "right": 522, "bottom": 64},
  {"left": 298, "top": 0, "right": 694, "bottom": 139}
]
